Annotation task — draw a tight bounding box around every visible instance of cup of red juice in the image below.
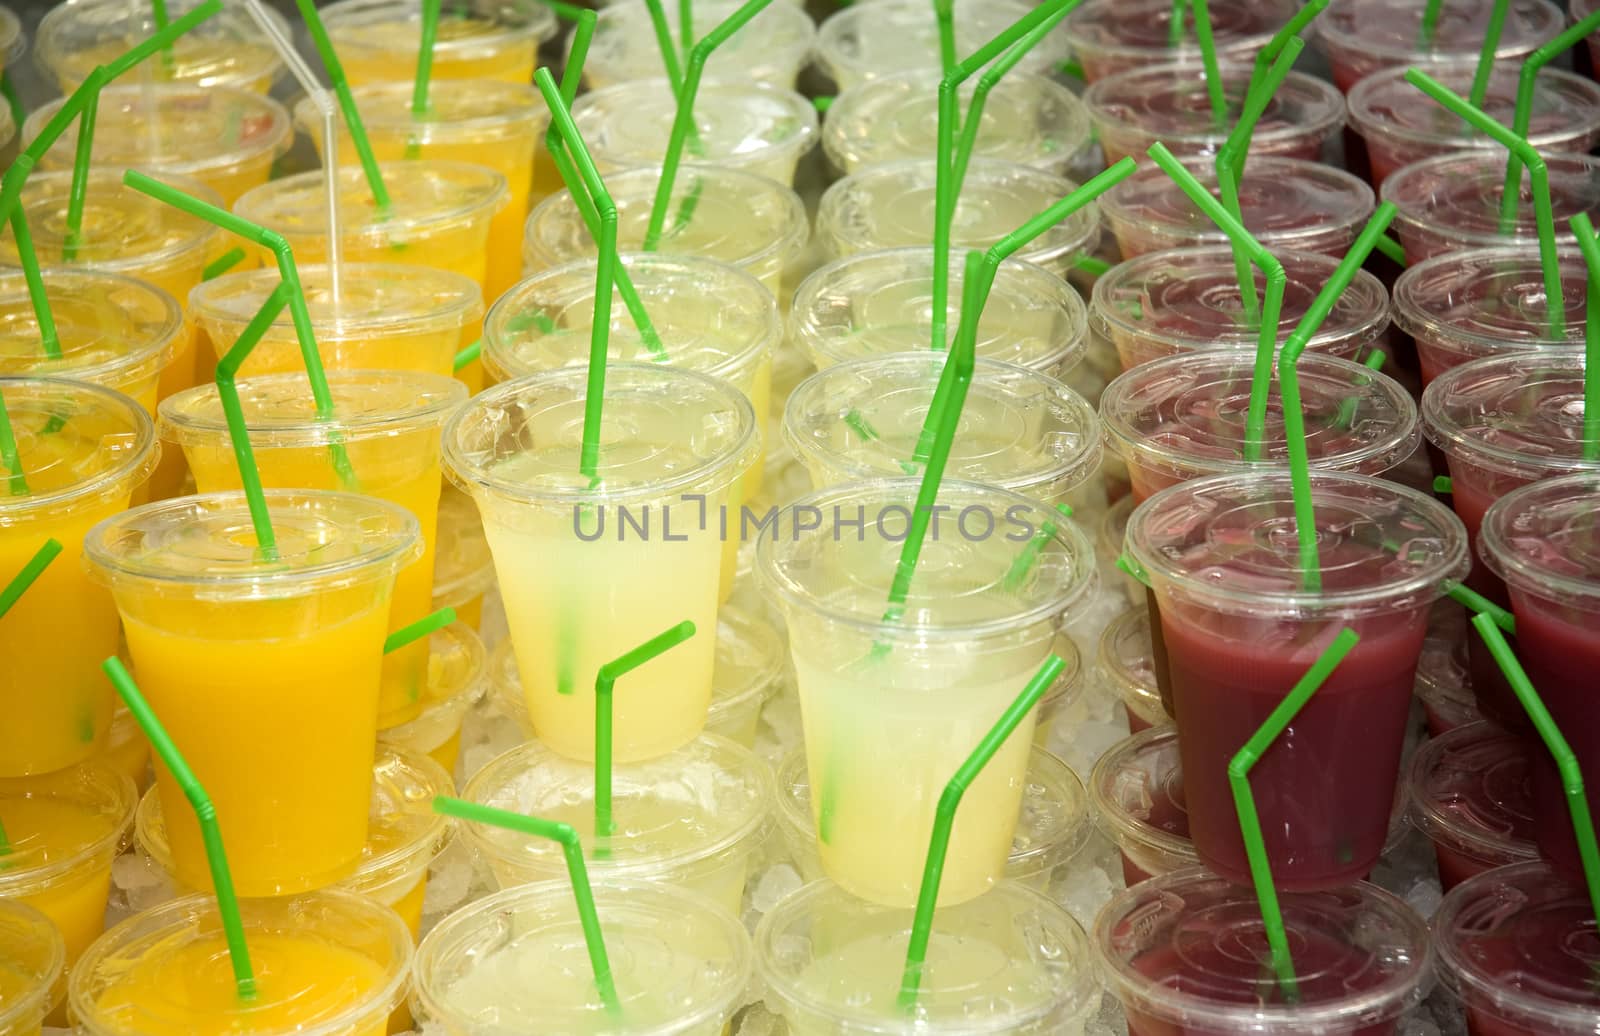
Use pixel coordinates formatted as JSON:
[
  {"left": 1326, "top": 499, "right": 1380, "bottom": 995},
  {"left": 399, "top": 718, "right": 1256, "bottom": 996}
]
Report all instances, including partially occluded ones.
[
  {"left": 1098, "top": 607, "right": 1167, "bottom": 734},
  {"left": 1088, "top": 725, "right": 1196, "bottom": 886},
  {"left": 1062, "top": 0, "right": 1301, "bottom": 83},
  {"left": 1408, "top": 721, "right": 1538, "bottom": 890},
  {"left": 1414, "top": 600, "right": 1479, "bottom": 736},
  {"left": 1320, "top": 0, "right": 1564, "bottom": 92}
]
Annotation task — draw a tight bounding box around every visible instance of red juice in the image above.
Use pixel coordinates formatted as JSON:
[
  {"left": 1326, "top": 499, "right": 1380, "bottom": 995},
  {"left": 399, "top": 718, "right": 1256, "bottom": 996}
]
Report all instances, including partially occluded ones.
[
  {"left": 1320, "top": 0, "right": 1564, "bottom": 93},
  {"left": 1061, "top": 0, "right": 1299, "bottom": 83},
  {"left": 1089, "top": 726, "right": 1198, "bottom": 886},
  {"left": 1408, "top": 722, "right": 1538, "bottom": 892},
  {"left": 1099, "top": 607, "right": 1168, "bottom": 733}
]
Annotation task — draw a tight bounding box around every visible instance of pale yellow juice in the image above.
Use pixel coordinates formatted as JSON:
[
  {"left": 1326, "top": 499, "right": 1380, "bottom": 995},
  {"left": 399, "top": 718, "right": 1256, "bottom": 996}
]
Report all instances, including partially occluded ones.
[{"left": 320, "top": 0, "right": 558, "bottom": 86}]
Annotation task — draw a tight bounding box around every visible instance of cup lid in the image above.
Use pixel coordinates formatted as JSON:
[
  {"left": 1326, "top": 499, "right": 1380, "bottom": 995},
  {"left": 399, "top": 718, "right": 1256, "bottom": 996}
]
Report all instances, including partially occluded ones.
[
  {"left": 0, "top": 763, "right": 136, "bottom": 897},
  {"left": 0, "top": 268, "right": 183, "bottom": 388},
  {"left": 431, "top": 488, "right": 493, "bottom": 607},
  {"left": 1422, "top": 354, "right": 1600, "bottom": 481},
  {"left": 297, "top": 79, "right": 544, "bottom": 142},
  {"left": 2, "top": 170, "right": 220, "bottom": 274},
  {"left": 378, "top": 622, "right": 488, "bottom": 743},
  {"left": 0, "top": 900, "right": 64, "bottom": 1033},
  {"left": 1064, "top": 0, "right": 1302, "bottom": 66},
  {"left": 191, "top": 263, "right": 483, "bottom": 337},
  {"left": 589, "top": 0, "right": 815, "bottom": 86},
  {"left": 1384, "top": 152, "right": 1600, "bottom": 253},
  {"left": 0, "top": 4, "right": 20, "bottom": 64},
  {"left": 1392, "top": 247, "right": 1585, "bottom": 359},
  {"left": 1097, "top": 608, "right": 1167, "bottom": 728},
  {"left": 34, "top": 0, "right": 289, "bottom": 91},
  {"left": 1089, "top": 725, "right": 1194, "bottom": 865},
  {"left": 1350, "top": 63, "right": 1600, "bottom": 153},
  {"left": 1481, "top": 472, "right": 1600, "bottom": 606},
  {"left": 1408, "top": 721, "right": 1537, "bottom": 865},
  {"left": 1414, "top": 600, "right": 1477, "bottom": 727},
  {"left": 817, "top": 0, "right": 1069, "bottom": 85},
  {"left": 320, "top": 0, "right": 559, "bottom": 52},
  {"left": 235, "top": 161, "right": 508, "bottom": 243},
  {"left": 1322, "top": 0, "right": 1564, "bottom": 67},
  {"left": 574, "top": 77, "right": 817, "bottom": 172},
  {"left": 0, "top": 376, "right": 158, "bottom": 509}
]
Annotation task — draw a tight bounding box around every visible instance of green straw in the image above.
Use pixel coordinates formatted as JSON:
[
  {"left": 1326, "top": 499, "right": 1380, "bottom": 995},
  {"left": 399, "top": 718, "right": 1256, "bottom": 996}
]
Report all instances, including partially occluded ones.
[
  {"left": 1168, "top": 0, "right": 1187, "bottom": 47},
  {"left": 1374, "top": 233, "right": 1406, "bottom": 266},
  {"left": 1242, "top": 0, "right": 1328, "bottom": 109},
  {"left": 432, "top": 796, "right": 621, "bottom": 1015},
  {"left": 898, "top": 653, "right": 1066, "bottom": 1009},
  {"left": 679, "top": 0, "right": 693, "bottom": 68},
  {"left": 935, "top": 0, "right": 956, "bottom": 75},
  {"left": 151, "top": 0, "right": 174, "bottom": 67},
  {"left": 214, "top": 281, "right": 291, "bottom": 558},
  {"left": 1447, "top": 581, "right": 1517, "bottom": 633},
  {"left": 1405, "top": 69, "right": 1565, "bottom": 339},
  {"left": 383, "top": 606, "right": 456, "bottom": 655},
  {"left": 1227, "top": 628, "right": 1360, "bottom": 1003},
  {"left": 411, "top": 0, "right": 440, "bottom": 115},
  {"left": 294, "top": 0, "right": 391, "bottom": 212},
  {"left": 0, "top": 382, "right": 24, "bottom": 497},
  {"left": 1418, "top": 0, "right": 1443, "bottom": 49},
  {"left": 1500, "top": 10, "right": 1600, "bottom": 227},
  {"left": 1472, "top": 614, "right": 1600, "bottom": 925},
  {"left": 202, "top": 248, "right": 248, "bottom": 281},
  {"left": 643, "top": 0, "right": 684, "bottom": 92},
  {"left": 1188, "top": 0, "right": 1227, "bottom": 128},
  {"left": 0, "top": 539, "right": 60, "bottom": 622},
  {"left": 1570, "top": 213, "right": 1600, "bottom": 460},
  {"left": 593, "top": 621, "right": 696, "bottom": 839},
  {"left": 1469, "top": 0, "right": 1511, "bottom": 107},
  {"left": 453, "top": 339, "right": 482, "bottom": 372},
  {"left": 102, "top": 657, "right": 256, "bottom": 1000}
]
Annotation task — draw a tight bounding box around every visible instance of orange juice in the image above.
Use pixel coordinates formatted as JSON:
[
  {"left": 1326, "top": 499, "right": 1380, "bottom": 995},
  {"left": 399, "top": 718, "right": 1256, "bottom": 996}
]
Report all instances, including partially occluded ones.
[
  {"left": 0, "top": 900, "right": 63, "bottom": 1036},
  {"left": 320, "top": 0, "right": 557, "bottom": 85},
  {"left": 377, "top": 622, "right": 486, "bottom": 774}
]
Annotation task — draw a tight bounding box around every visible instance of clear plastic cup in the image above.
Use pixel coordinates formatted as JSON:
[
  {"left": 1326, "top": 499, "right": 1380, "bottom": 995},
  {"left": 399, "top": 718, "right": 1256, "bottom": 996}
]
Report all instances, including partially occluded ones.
[
  {"left": 1393, "top": 246, "right": 1586, "bottom": 385},
  {"left": 1097, "top": 607, "right": 1167, "bottom": 733},
  {"left": 158, "top": 370, "right": 467, "bottom": 727},
  {"left": 0, "top": 764, "right": 134, "bottom": 970},
  {"left": 757, "top": 479, "right": 1098, "bottom": 908},
  {"left": 70, "top": 889, "right": 412, "bottom": 1036},
  {"left": 1088, "top": 726, "right": 1196, "bottom": 885},
  {"left": 758, "top": 879, "right": 1101, "bottom": 1035},
  {"left": 431, "top": 486, "right": 494, "bottom": 632},
  {"left": 0, "top": 5, "right": 19, "bottom": 82},
  {"left": 0, "top": 378, "right": 157, "bottom": 776},
  {"left": 414, "top": 880, "right": 751, "bottom": 1035},
  {"left": 320, "top": 0, "right": 557, "bottom": 85},
  {"left": 378, "top": 623, "right": 487, "bottom": 776},
  {"left": 0, "top": 900, "right": 64, "bottom": 1036},
  {"left": 586, "top": 0, "right": 816, "bottom": 90},
  {"left": 1095, "top": 868, "right": 1434, "bottom": 1035},
  {"left": 1480, "top": 472, "right": 1600, "bottom": 883},
  {"left": 1350, "top": 63, "right": 1600, "bottom": 185},
  {"left": 25, "top": 84, "right": 292, "bottom": 206},
  {"left": 1093, "top": 247, "right": 1390, "bottom": 371},
  {"left": 34, "top": 0, "right": 288, "bottom": 93},
  {"left": 0, "top": 95, "right": 12, "bottom": 160},
  {"left": 1408, "top": 721, "right": 1537, "bottom": 892},
  {"left": 1576, "top": 0, "right": 1600, "bottom": 77},
  {"left": 1433, "top": 861, "right": 1600, "bottom": 1036},
  {"left": 817, "top": 0, "right": 1070, "bottom": 91},
  {"left": 1384, "top": 152, "right": 1600, "bottom": 261},
  {"left": 816, "top": 159, "right": 1102, "bottom": 280},
  {"left": 1101, "top": 351, "right": 1420, "bottom": 502},
  {"left": 1320, "top": 0, "right": 1565, "bottom": 92},
  {"left": 823, "top": 69, "right": 1091, "bottom": 177},
  {"left": 83, "top": 490, "right": 422, "bottom": 896},
  {"left": 523, "top": 165, "right": 807, "bottom": 299},
  {"left": 490, "top": 604, "right": 785, "bottom": 750},
  {"left": 1414, "top": 599, "right": 1478, "bottom": 736},
  {"left": 95, "top": 705, "right": 152, "bottom": 793},
  {"left": 1102, "top": 156, "right": 1375, "bottom": 259},
  {"left": 1063, "top": 0, "right": 1302, "bottom": 82},
  {"left": 1085, "top": 60, "right": 1345, "bottom": 167},
  {"left": 1098, "top": 496, "right": 1143, "bottom": 603},
  {"left": 790, "top": 247, "right": 1088, "bottom": 378},
  {"left": 1125, "top": 471, "right": 1468, "bottom": 889},
  {"left": 234, "top": 161, "right": 506, "bottom": 296},
  {"left": 574, "top": 78, "right": 818, "bottom": 187},
  {"left": 444, "top": 366, "right": 759, "bottom": 762},
  {"left": 189, "top": 263, "right": 481, "bottom": 379}
]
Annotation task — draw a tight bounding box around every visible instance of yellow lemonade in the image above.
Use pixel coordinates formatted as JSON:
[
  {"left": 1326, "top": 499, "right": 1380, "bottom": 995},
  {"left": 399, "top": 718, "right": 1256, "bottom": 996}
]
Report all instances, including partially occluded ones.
[
  {"left": 377, "top": 622, "right": 486, "bottom": 773},
  {"left": 321, "top": 0, "right": 558, "bottom": 86},
  {"left": 0, "top": 900, "right": 64, "bottom": 1036}
]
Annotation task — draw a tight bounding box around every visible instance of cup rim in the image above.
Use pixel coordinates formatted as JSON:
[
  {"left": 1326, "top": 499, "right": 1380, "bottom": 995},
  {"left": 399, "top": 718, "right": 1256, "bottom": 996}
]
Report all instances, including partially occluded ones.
[
  {"left": 0, "top": 900, "right": 64, "bottom": 1031},
  {"left": 0, "top": 268, "right": 185, "bottom": 388},
  {"left": 319, "top": 0, "right": 560, "bottom": 50},
  {"left": 0, "top": 762, "right": 137, "bottom": 897},
  {"left": 1480, "top": 471, "right": 1600, "bottom": 604},
  {"left": 0, "top": 376, "right": 160, "bottom": 515}
]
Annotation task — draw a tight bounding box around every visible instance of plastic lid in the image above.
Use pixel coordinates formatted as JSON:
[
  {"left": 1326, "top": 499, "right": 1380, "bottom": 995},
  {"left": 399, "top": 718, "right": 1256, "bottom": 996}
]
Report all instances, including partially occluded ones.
[
  {"left": 1481, "top": 472, "right": 1600, "bottom": 607},
  {"left": 1097, "top": 608, "right": 1167, "bottom": 728},
  {"left": 297, "top": 79, "right": 544, "bottom": 144},
  {"left": 191, "top": 263, "right": 483, "bottom": 338},
  {"left": 431, "top": 488, "right": 493, "bottom": 608},
  {"left": 1125, "top": 471, "right": 1469, "bottom": 616},
  {"left": 0, "top": 900, "right": 64, "bottom": 1034},
  {"left": 34, "top": 0, "right": 288, "bottom": 91},
  {"left": 1088, "top": 725, "right": 1194, "bottom": 869},
  {"left": 1350, "top": 63, "right": 1600, "bottom": 155},
  {"left": 1064, "top": 0, "right": 1302, "bottom": 72},
  {"left": 321, "top": 0, "right": 559, "bottom": 54},
  {"left": 588, "top": 0, "right": 816, "bottom": 88},
  {"left": 1393, "top": 247, "right": 1585, "bottom": 363},
  {"left": 784, "top": 354, "right": 1102, "bottom": 499},
  {"left": 378, "top": 623, "right": 486, "bottom": 753},
  {"left": 0, "top": 376, "right": 158, "bottom": 506},
  {"left": 1, "top": 170, "right": 220, "bottom": 275},
  {"left": 1414, "top": 600, "right": 1477, "bottom": 728},
  {"left": 84, "top": 489, "right": 423, "bottom": 596},
  {"left": 0, "top": 763, "right": 135, "bottom": 898},
  {"left": 0, "top": 4, "right": 20, "bottom": 66},
  {"left": 1102, "top": 157, "right": 1374, "bottom": 256},
  {"left": 822, "top": 69, "right": 1090, "bottom": 175},
  {"left": 818, "top": 0, "right": 1071, "bottom": 87},
  {"left": 1421, "top": 354, "right": 1600, "bottom": 481},
  {"left": 790, "top": 247, "right": 1087, "bottom": 373},
  {"left": 1408, "top": 721, "right": 1537, "bottom": 866},
  {"left": 1100, "top": 352, "right": 1419, "bottom": 485},
  {"left": 0, "top": 98, "right": 12, "bottom": 155},
  {"left": 817, "top": 159, "right": 1101, "bottom": 270},
  {"left": 1322, "top": 0, "right": 1564, "bottom": 70},
  {"left": 573, "top": 78, "right": 818, "bottom": 174},
  {"left": 1384, "top": 152, "right": 1600, "bottom": 254},
  {"left": 483, "top": 254, "right": 779, "bottom": 384},
  {"left": 0, "top": 269, "right": 182, "bottom": 390},
  {"left": 235, "top": 161, "right": 508, "bottom": 245},
  {"left": 416, "top": 881, "right": 750, "bottom": 1034}
]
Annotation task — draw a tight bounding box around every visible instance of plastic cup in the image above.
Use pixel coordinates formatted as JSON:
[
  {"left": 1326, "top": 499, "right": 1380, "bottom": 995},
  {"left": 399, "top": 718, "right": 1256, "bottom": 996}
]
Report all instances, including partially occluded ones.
[
  {"left": 414, "top": 880, "right": 751, "bottom": 1035},
  {"left": 0, "top": 269, "right": 182, "bottom": 415},
  {"left": 95, "top": 705, "right": 151, "bottom": 794},
  {"left": 1408, "top": 721, "right": 1538, "bottom": 892},
  {"left": 790, "top": 247, "right": 1088, "bottom": 378},
  {"left": 1421, "top": 354, "right": 1600, "bottom": 730},
  {"left": 586, "top": 0, "right": 816, "bottom": 90},
  {"left": 1085, "top": 60, "right": 1345, "bottom": 167},
  {"left": 189, "top": 263, "right": 482, "bottom": 379},
  {"left": 34, "top": 0, "right": 288, "bottom": 93},
  {"left": 1088, "top": 725, "right": 1196, "bottom": 885},
  {"left": 1098, "top": 496, "right": 1143, "bottom": 603},
  {"left": 822, "top": 69, "right": 1091, "bottom": 178},
  {"left": 1320, "top": 0, "right": 1565, "bottom": 92},
  {"left": 1414, "top": 599, "right": 1479, "bottom": 736},
  {"left": 1102, "top": 156, "right": 1375, "bottom": 259},
  {"left": 490, "top": 604, "right": 786, "bottom": 750},
  {"left": 70, "top": 889, "right": 412, "bottom": 1036},
  {"left": 377, "top": 623, "right": 487, "bottom": 776},
  {"left": 431, "top": 486, "right": 493, "bottom": 632},
  {"left": 816, "top": 0, "right": 1070, "bottom": 91},
  {"left": 0, "top": 378, "right": 157, "bottom": 777},
  {"left": 1092, "top": 247, "right": 1391, "bottom": 371},
  {"left": 0, "top": 5, "right": 19, "bottom": 82},
  {"left": 1097, "top": 607, "right": 1167, "bottom": 734},
  {"left": 0, "top": 900, "right": 64, "bottom": 1036},
  {"left": 1063, "top": 0, "right": 1302, "bottom": 83},
  {"left": 1125, "top": 471, "right": 1469, "bottom": 889},
  {"left": 816, "top": 159, "right": 1102, "bottom": 281},
  {"left": 757, "top": 479, "right": 1098, "bottom": 908},
  {"left": 83, "top": 489, "right": 422, "bottom": 897},
  {"left": 522, "top": 165, "right": 808, "bottom": 299},
  {"left": 444, "top": 365, "right": 759, "bottom": 762},
  {"left": 1433, "top": 861, "right": 1600, "bottom": 1036},
  {"left": 1576, "top": 0, "right": 1600, "bottom": 79},
  {"left": 1384, "top": 152, "right": 1600, "bottom": 262},
  {"left": 1350, "top": 64, "right": 1600, "bottom": 186},
  {"left": 159, "top": 370, "right": 467, "bottom": 728},
  {"left": 0, "top": 97, "right": 12, "bottom": 162},
  {"left": 1101, "top": 351, "right": 1420, "bottom": 503},
  {"left": 0, "top": 764, "right": 134, "bottom": 971},
  {"left": 320, "top": 0, "right": 557, "bottom": 86},
  {"left": 758, "top": 879, "right": 1101, "bottom": 1035},
  {"left": 1394, "top": 247, "right": 1587, "bottom": 385},
  {"left": 25, "top": 85, "right": 293, "bottom": 206},
  {"left": 574, "top": 78, "right": 818, "bottom": 188},
  {"left": 1095, "top": 868, "right": 1434, "bottom": 1035}
]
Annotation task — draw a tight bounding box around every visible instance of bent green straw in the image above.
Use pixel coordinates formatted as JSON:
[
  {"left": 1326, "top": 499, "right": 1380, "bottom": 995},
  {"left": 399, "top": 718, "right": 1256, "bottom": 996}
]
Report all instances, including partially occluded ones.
[
  {"left": 215, "top": 281, "right": 292, "bottom": 557},
  {"left": 1565, "top": 214, "right": 1600, "bottom": 460},
  {"left": 898, "top": 653, "right": 1066, "bottom": 1008},
  {"left": 102, "top": 657, "right": 256, "bottom": 999},
  {"left": 1243, "top": 0, "right": 1327, "bottom": 107},
  {"left": 1500, "top": 10, "right": 1600, "bottom": 226},
  {"left": 1405, "top": 69, "right": 1565, "bottom": 339},
  {"left": 643, "top": 0, "right": 684, "bottom": 92},
  {"left": 433, "top": 796, "right": 621, "bottom": 1015},
  {"left": 679, "top": 0, "right": 693, "bottom": 67},
  {"left": 294, "top": 0, "right": 391, "bottom": 212},
  {"left": 935, "top": 0, "right": 956, "bottom": 75},
  {"left": 594, "top": 621, "right": 696, "bottom": 840},
  {"left": 383, "top": 607, "right": 457, "bottom": 655},
  {"left": 1472, "top": 614, "right": 1600, "bottom": 925},
  {"left": 1228, "top": 628, "right": 1360, "bottom": 1003},
  {"left": 1470, "top": 0, "right": 1511, "bottom": 107}
]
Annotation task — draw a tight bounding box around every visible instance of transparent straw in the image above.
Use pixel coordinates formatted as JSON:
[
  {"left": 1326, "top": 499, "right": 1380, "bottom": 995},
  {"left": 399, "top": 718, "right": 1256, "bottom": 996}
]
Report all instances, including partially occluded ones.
[
  {"left": 1500, "top": 9, "right": 1600, "bottom": 221},
  {"left": 1569, "top": 213, "right": 1600, "bottom": 460},
  {"left": 593, "top": 621, "right": 696, "bottom": 840}
]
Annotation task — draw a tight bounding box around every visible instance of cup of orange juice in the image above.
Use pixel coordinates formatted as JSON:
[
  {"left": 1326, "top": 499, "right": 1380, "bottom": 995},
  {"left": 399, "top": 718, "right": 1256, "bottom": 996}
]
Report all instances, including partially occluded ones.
[
  {"left": 378, "top": 622, "right": 487, "bottom": 776},
  {"left": 0, "top": 899, "right": 64, "bottom": 1036},
  {"left": 320, "top": 0, "right": 558, "bottom": 85}
]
